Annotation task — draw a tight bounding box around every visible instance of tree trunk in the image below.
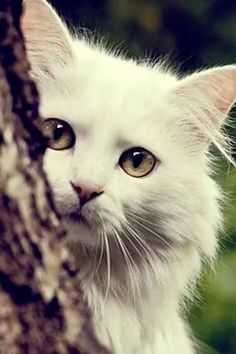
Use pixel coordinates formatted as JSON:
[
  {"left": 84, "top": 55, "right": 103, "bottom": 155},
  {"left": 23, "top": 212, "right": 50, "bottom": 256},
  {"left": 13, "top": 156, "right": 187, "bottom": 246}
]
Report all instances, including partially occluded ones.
[{"left": 0, "top": 1, "right": 109, "bottom": 353}]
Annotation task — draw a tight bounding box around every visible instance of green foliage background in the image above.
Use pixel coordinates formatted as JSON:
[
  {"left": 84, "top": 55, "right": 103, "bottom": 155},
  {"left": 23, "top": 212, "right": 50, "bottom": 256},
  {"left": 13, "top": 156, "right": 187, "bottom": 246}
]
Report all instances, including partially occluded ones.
[{"left": 50, "top": 1, "right": 236, "bottom": 352}]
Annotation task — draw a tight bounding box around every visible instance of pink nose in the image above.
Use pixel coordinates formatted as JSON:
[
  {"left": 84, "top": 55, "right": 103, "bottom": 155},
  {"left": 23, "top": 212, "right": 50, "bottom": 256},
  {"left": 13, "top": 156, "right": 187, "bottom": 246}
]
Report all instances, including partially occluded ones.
[{"left": 71, "top": 181, "right": 103, "bottom": 206}]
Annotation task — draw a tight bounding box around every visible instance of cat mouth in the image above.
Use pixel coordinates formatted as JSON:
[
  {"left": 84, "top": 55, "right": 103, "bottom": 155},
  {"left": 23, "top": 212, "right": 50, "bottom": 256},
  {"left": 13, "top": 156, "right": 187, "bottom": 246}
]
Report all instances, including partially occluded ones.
[{"left": 68, "top": 210, "right": 91, "bottom": 228}]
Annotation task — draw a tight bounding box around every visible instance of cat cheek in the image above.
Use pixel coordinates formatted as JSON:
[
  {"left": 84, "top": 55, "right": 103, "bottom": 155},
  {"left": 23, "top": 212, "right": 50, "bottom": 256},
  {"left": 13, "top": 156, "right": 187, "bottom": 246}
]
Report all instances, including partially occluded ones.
[{"left": 95, "top": 193, "right": 126, "bottom": 228}]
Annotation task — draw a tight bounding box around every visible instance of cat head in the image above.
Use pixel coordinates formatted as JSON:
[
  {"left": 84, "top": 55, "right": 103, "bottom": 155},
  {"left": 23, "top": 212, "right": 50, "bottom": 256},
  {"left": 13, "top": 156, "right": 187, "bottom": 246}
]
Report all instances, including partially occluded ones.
[{"left": 22, "top": 0, "right": 236, "bottom": 266}]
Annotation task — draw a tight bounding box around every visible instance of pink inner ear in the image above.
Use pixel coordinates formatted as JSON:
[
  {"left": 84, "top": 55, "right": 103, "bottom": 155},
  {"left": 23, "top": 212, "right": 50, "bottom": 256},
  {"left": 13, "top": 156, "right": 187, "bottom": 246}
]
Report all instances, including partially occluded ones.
[
  {"left": 206, "top": 70, "right": 236, "bottom": 114},
  {"left": 21, "top": 0, "right": 73, "bottom": 66},
  {"left": 217, "top": 94, "right": 233, "bottom": 114},
  {"left": 172, "top": 66, "right": 236, "bottom": 148},
  {"left": 21, "top": 1, "right": 59, "bottom": 35},
  {"left": 215, "top": 81, "right": 236, "bottom": 114}
]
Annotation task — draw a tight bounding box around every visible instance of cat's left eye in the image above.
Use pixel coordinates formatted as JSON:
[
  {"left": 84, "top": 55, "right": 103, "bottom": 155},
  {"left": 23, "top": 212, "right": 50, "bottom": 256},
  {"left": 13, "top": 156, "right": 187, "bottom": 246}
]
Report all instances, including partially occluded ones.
[
  {"left": 41, "top": 118, "right": 76, "bottom": 150},
  {"left": 119, "top": 147, "right": 157, "bottom": 178}
]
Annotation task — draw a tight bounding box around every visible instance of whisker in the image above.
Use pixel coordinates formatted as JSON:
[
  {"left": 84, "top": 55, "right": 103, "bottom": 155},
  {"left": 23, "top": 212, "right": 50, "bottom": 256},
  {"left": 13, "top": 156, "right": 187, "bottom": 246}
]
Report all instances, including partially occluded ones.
[
  {"left": 103, "top": 231, "right": 111, "bottom": 305},
  {"left": 94, "top": 230, "right": 105, "bottom": 274},
  {"left": 110, "top": 225, "right": 143, "bottom": 309},
  {"left": 124, "top": 223, "right": 158, "bottom": 275},
  {"left": 126, "top": 210, "right": 159, "bottom": 227},
  {"left": 125, "top": 222, "right": 156, "bottom": 256},
  {"left": 125, "top": 210, "right": 178, "bottom": 255},
  {"left": 123, "top": 226, "right": 151, "bottom": 262},
  {"left": 127, "top": 209, "right": 196, "bottom": 243}
]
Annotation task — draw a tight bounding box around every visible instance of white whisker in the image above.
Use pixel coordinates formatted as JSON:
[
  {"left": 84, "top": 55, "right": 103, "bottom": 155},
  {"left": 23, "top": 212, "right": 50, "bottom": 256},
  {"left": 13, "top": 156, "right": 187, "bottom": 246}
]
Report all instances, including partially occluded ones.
[
  {"left": 103, "top": 231, "right": 111, "bottom": 305},
  {"left": 124, "top": 223, "right": 158, "bottom": 275},
  {"left": 95, "top": 230, "right": 105, "bottom": 274},
  {"left": 126, "top": 210, "right": 178, "bottom": 254},
  {"left": 126, "top": 209, "right": 195, "bottom": 243},
  {"left": 110, "top": 225, "right": 144, "bottom": 310}
]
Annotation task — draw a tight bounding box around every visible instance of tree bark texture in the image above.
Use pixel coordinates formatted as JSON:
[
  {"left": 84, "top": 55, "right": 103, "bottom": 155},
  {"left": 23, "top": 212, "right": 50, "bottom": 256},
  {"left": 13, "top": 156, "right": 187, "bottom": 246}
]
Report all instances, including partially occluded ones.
[{"left": 0, "top": 1, "right": 109, "bottom": 353}]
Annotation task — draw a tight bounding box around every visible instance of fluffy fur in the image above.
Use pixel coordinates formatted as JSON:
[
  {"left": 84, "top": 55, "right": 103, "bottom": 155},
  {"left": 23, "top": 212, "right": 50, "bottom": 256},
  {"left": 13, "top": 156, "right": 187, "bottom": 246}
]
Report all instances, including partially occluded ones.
[{"left": 22, "top": 1, "right": 236, "bottom": 353}]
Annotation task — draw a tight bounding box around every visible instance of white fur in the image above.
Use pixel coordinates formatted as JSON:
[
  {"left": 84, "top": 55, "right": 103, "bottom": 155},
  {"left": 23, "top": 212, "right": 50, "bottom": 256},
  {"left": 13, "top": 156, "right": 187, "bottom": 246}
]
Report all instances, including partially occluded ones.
[{"left": 22, "top": 1, "right": 236, "bottom": 353}]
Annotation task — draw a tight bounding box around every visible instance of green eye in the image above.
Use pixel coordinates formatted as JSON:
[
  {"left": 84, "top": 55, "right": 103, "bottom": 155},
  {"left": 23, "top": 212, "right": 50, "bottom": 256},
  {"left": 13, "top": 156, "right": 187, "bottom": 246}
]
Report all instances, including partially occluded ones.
[
  {"left": 41, "top": 118, "right": 76, "bottom": 150},
  {"left": 119, "top": 147, "right": 157, "bottom": 178}
]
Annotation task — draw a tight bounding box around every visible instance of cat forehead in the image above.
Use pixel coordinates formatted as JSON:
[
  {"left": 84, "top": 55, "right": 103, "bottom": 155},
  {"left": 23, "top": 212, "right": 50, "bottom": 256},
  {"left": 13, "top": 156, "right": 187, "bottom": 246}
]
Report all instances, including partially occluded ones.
[
  {"left": 39, "top": 43, "right": 178, "bottom": 126},
  {"left": 68, "top": 48, "right": 176, "bottom": 96}
]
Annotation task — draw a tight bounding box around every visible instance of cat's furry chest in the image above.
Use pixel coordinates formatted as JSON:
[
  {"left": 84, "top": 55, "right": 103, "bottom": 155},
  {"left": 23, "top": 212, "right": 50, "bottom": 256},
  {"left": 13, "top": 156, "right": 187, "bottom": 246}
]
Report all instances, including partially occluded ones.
[
  {"left": 67, "top": 225, "right": 198, "bottom": 354},
  {"left": 83, "top": 281, "right": 195, "bottom": 354}
]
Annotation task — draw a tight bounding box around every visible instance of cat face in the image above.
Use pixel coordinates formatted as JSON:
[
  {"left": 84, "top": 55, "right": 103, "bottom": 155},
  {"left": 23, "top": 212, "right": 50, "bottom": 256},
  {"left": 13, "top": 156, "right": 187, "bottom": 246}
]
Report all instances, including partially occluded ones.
[
  {"left": 39, "top": 63, "right": 178, "bottom": 246},
  {"left": 22, "top": 0, "right": 236, "bottom": 260}
]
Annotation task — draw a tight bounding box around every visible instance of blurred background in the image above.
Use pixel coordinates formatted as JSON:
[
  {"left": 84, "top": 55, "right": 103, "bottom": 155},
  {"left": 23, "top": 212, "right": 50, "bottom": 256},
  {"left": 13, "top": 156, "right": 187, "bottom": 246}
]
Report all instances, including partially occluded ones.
[{"left": 49, "top": 1, "right": 236, "bottom": 353}]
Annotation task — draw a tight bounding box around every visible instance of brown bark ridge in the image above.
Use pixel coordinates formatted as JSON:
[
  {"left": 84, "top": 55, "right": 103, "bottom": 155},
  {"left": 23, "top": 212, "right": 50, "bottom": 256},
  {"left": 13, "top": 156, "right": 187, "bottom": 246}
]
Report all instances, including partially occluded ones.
[{"left": 0, "top": 1, "right": 109, "bottom": 353}]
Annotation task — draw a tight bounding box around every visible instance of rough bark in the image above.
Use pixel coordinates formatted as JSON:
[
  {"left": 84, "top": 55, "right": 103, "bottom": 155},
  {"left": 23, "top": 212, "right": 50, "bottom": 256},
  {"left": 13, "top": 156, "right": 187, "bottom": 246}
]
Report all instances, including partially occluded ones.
[{"left": 0, "top": 1, "right": 109, "bottom": 353}]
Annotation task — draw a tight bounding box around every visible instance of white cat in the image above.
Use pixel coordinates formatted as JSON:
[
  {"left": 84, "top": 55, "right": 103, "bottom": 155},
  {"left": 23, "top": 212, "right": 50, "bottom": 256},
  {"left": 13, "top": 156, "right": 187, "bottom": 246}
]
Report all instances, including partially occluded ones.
[{"left": 22, "top": 1, "right": 236, "bottom": 353}]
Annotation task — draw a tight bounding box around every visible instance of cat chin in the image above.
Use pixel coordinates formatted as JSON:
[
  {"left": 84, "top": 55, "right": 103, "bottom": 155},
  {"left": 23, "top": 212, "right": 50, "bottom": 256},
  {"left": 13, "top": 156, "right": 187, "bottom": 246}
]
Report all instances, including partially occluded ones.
[
  {"left": 63, "top": 217, "right": 99, "bottom": 246},
  {"left": 68, "top": 210, "right": 91, "bottom": 228}
]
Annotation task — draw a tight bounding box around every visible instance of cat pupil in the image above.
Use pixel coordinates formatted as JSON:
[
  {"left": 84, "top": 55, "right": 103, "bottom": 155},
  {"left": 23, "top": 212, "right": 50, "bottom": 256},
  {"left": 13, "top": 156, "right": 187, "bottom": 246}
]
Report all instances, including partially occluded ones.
[
  {"left": 53, "top": 124, "right": 64, "bottom": 141},
  {"left": 132, "top": 152, "right": 144, "bottom": 168}
]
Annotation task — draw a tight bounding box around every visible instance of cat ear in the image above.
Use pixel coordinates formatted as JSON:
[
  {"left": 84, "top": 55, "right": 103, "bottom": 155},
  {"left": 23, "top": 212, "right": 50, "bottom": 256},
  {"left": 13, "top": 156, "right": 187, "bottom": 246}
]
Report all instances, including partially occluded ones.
[
  {"left": 172, "top": 65, "right": 236, "bottom": 149},
  {"left": 21, "top": 0, "right": 73, "bottom": 75}
]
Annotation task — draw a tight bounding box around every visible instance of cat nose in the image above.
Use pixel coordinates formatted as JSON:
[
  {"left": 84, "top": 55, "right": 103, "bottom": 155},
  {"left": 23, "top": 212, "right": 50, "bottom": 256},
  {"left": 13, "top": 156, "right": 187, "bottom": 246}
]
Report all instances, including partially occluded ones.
[{"left": 70, "top": 181, "right": 104, "bottom": 206}]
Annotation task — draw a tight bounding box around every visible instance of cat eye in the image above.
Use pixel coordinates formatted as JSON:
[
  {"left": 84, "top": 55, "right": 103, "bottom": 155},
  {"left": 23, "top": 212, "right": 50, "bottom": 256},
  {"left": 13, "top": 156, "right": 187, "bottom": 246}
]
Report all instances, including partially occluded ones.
[
  {"left": 119, "top": 147, "right": 157, "bottom": 178},
  {"left": 41, "top": 118, "right": 76, "bottom": 150}
]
